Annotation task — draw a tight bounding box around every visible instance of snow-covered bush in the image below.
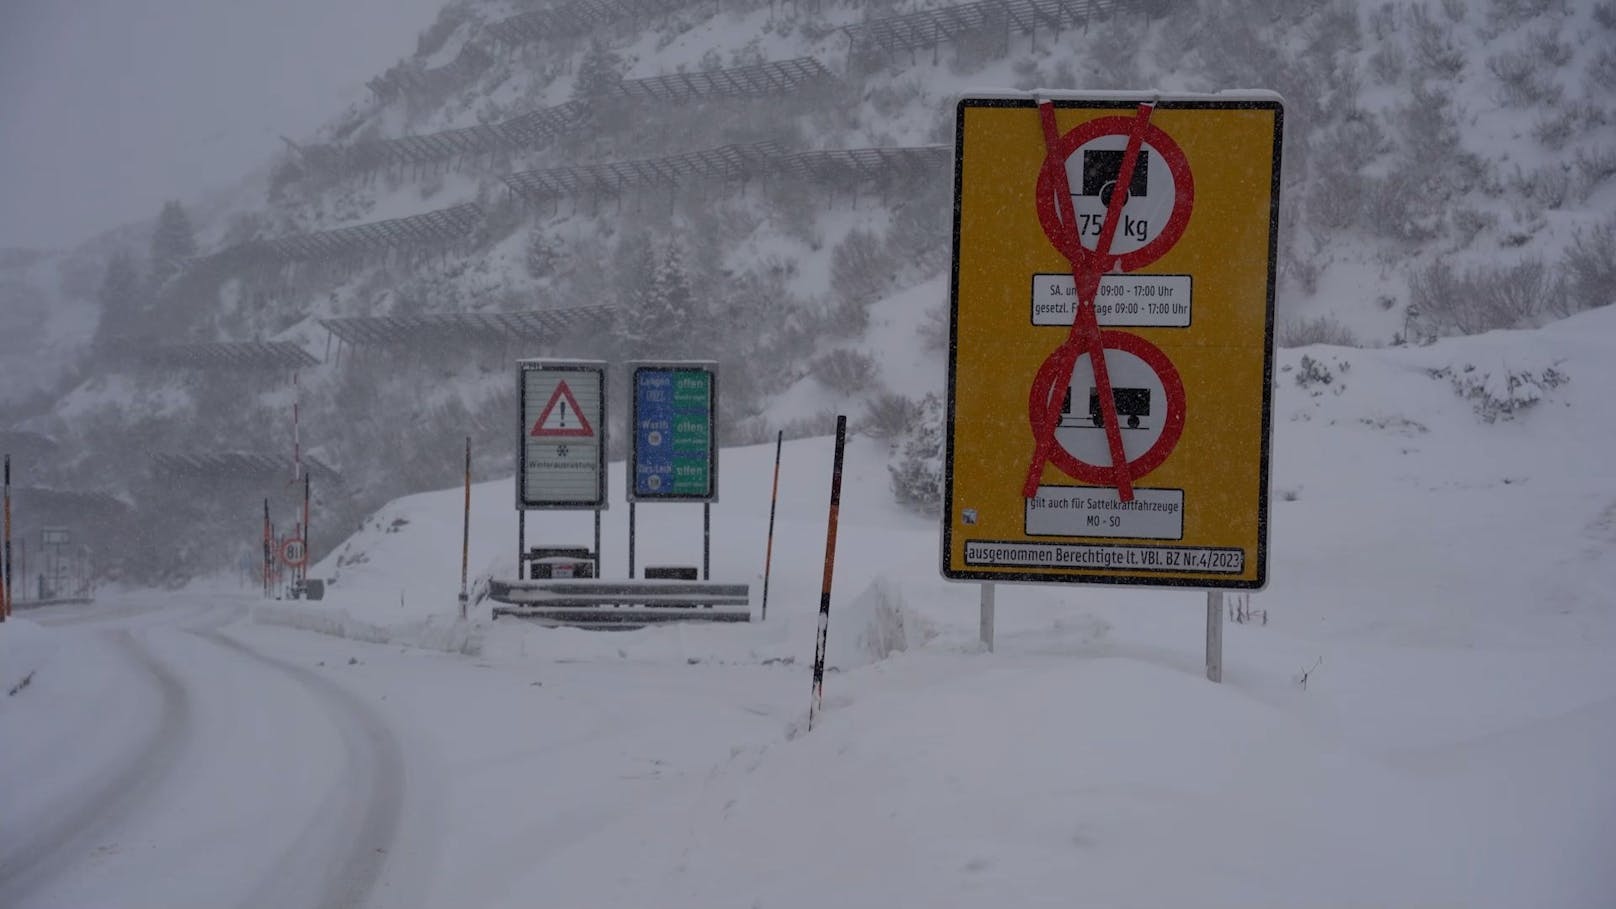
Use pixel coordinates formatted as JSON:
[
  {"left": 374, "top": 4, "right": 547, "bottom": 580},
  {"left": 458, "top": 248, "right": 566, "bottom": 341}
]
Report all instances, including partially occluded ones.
[
  {"left": 887, "top": 392, "right": 944, "bottom": 514},
  {"left": 1430, "top": 361, "right": 1569, "bottom": 422}
]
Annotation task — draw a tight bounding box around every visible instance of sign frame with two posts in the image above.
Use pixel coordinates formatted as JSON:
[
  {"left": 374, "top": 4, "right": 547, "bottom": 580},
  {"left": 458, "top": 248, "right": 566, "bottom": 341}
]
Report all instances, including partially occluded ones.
[
  {"left": 942, "top": 90, "right": 1284, "bottom": 591},
  {"left": 516, "top": 359, "right": 608, "bottom": 511}
]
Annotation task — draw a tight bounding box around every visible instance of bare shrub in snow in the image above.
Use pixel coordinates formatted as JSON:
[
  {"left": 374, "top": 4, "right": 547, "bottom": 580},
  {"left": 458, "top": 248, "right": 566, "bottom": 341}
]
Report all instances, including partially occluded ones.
[
  {"left": 1410, "top": 259, "right": 1561, "bottom": 335},
  {"left": 1450, "top": 207, "right": 1499, "bottom": 246},
  {"left": 918, "top": 303, "right": 950, "bottom": 353},
  {"left": 887, "top": 392, "right": 944, "bottom": 515},
  {"left": 1558, "top": 216, "right": 1616, "bottom": 314},
  {"left": 1524, "top": 27, "right": 1573, "bottom": 67},
  {"left": 1368, "top": 1, "right": 1399, "bottom": 40},
  {"left": 1575, "top": 145, "right": 1616, "bottom": 193},
  {"left": 1488, "top": 0, "right": 1560, "bottom": 27},
  {"left": 812, "top": 348, "right": 879, "bottom": 396},
  {"left": 1487, "top": 50, "right": 1563, "bottom": 107},
  {"left": 1409, "top": 4, "right": 1465, "bottom": 78},
  {"left": 860, "top": 392, "right": 921, "bottom": 442},
  {"left": 830, "top": 228, "right": 890, "bottom": 316},
  {"left": 1278, "top": 316, "right": 1359, "bottom": 348},
  {"left": 1524, "top": 164, "right": 1573, "bottom": 209},
  {"left": 1363, "top": 172, "right": 1441, "bottom": 242},
  {"left": 1366, "top": 35, "right": 1405, "bottom": 83},
  {"left": 1531, "top": 107, "right": 1580, "bottom": 150},
  {"left": 1476, "top": 259, "right": 1560, "bottom": 327}
]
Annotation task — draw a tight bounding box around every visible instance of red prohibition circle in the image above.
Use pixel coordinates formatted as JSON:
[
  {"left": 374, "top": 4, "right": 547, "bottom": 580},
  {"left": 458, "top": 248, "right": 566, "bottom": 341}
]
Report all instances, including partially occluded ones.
[
  {"left": 1035, "top": 116, "right": 1195, "bottom": 274},
  {"left": 1027, "top": 331, "right": 1186, "bottom": 486},
  {"left": 281, "top": 538, "right": 308, "bottom": 568}
]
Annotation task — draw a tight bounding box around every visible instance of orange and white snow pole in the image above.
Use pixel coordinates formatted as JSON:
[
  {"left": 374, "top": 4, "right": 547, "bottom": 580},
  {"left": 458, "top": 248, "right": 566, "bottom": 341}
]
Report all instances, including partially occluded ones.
[{"left": 808, "top": 417, "right": 847, "bottom": 731}]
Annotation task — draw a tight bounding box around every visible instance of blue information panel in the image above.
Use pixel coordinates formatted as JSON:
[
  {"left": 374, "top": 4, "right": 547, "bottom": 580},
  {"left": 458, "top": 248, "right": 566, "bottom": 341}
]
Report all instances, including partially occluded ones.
[{"left": 630, "top": 363, "right": 716, "bottom": 502}]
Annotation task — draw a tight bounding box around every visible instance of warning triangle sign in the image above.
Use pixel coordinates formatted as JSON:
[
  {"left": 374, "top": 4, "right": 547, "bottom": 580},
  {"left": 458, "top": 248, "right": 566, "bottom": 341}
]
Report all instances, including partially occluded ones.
[{"left": 530, "top": 380, "right": 595, "bottom": 438}]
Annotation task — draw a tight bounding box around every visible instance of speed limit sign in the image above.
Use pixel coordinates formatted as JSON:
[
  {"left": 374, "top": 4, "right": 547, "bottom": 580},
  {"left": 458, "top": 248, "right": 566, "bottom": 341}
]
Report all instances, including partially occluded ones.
[{"left": 280, "top": 538, "right": 307, "bottom": 568}]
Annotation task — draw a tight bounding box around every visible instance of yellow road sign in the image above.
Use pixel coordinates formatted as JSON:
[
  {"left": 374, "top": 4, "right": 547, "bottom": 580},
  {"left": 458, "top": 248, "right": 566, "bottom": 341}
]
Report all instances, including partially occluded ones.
[{"left": 943, "top": 92, "right": 1283, "bottom": 589}]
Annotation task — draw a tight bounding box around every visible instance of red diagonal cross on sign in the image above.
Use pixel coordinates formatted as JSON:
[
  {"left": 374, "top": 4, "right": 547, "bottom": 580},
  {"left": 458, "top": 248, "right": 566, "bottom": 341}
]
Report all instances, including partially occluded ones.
[
  {"left": 1023, "top": 101, "right": 1155, "bottom": 502},
  {"left": 530, "top": 380, "right": 595, "bottom": 438}
]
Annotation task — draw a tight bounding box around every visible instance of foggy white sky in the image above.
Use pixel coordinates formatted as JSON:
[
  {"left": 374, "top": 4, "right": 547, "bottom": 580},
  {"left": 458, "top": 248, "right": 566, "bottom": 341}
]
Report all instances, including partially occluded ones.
[{"left": 0, "top": 0, "right": 447, "bottom": 250}]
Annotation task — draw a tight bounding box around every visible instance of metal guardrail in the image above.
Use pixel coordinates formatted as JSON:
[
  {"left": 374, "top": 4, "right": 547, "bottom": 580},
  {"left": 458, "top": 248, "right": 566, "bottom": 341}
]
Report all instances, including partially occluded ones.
[{"left": 488, "top": 578, "right": 751, "bottom": 626}]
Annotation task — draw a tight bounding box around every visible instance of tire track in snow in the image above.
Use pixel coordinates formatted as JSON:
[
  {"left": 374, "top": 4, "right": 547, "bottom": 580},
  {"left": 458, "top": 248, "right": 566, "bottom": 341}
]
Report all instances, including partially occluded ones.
[
  {"left": 0, "top": 630, "right": 194, "bottom": 905},
  {"left": 194, "top": 629, "right": 410, "bottom": 909}
]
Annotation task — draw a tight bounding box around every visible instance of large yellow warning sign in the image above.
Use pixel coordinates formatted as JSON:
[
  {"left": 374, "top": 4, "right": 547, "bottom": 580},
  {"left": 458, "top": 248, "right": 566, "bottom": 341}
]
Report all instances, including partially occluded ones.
[{"left": 943, "top": 92, "right": 1283, "bottom": 589}]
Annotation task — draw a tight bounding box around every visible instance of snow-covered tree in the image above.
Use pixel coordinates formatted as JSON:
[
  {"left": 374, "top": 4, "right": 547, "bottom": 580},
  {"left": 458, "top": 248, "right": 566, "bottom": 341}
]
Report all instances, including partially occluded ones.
[
  {"left": 94, "top": 252, "right": 147, "bottom": 352},
  {"left": 572, "top": 39, "right": 624, "bottom": 101},
  {"left": 149, "top": 200, "right": 196, "bottom": 286},
  {"left": 888, "top": 392, "right": 945, "bottom": 515}
]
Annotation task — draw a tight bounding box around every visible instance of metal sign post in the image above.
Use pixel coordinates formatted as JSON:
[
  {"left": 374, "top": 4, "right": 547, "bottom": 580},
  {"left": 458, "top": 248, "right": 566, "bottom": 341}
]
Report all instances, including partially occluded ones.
[
  {"left": 760, "top": 431, "right": 784, "bottom": 621},
  {"left": 1206, "top": 590, "right": 1224, "bottom": 683},
  {"left": 943, "top": 92, "right": 1282, "bottom": 590},
  {"left": 980, "top": 583, "right": 996, "bottom": 652},
  {"left": 517, "top": 359, "right": 608, "bottom": 579}
]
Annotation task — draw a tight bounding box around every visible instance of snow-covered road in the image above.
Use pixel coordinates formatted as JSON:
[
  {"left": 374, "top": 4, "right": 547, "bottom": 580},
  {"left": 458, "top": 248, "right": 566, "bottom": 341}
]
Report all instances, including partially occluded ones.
[
  {"left": 0, "top": 592, "right": 804, "bottom": 909},
  {"left": 1, "top": 597, "right": 419, "bottom": 908}
]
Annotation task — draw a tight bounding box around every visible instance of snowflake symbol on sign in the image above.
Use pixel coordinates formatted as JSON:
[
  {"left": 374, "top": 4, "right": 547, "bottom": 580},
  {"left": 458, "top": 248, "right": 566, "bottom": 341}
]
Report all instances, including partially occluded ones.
[{"left": 556, "top": 445, "right": 569, "bottom": 458}]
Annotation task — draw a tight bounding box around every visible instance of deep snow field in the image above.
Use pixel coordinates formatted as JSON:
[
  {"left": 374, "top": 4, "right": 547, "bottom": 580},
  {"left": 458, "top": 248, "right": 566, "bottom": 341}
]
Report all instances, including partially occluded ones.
[{"left": 4, "top": 305, "right": 1616, "bottom": 907}]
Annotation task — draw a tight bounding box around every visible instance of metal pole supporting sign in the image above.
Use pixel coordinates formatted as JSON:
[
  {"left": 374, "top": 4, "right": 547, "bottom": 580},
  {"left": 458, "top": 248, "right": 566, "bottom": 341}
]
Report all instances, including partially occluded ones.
[
  {"left": 1206, "top": 590, "right": 1224, "bottom": 683},
  {"left": 980, "top": 583, "right": 996, "bottom": 652}
]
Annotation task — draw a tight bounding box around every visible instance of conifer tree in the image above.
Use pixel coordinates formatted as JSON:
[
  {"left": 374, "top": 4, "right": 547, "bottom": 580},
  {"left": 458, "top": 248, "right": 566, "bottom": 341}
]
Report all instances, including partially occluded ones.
[
  {"left": 572, "top": 39, "right": 624, "bottom": 101},
  {"left": 150, "top": 200, "right": 196, "bottom": 286},
  {"left": 94, "top": 251, "right": 146, "bottom": 351}
]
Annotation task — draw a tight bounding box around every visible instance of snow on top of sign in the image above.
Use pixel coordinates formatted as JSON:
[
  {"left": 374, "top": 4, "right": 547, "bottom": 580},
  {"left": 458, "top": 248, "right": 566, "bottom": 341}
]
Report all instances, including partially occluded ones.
[
  {"left": 960, "top": 88, "right": 1286, "bottom": 106},
  {"left": 516, "top": 357, "right": 608, "bottom": 367}
]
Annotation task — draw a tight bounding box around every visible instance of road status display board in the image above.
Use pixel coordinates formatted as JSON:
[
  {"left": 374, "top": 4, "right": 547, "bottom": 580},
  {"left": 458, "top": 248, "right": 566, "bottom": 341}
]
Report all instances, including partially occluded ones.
[
  {"left": 518, "top": 359, "right": 606, "bottom": 510},
  {"left": 943, "top": 92, "right": 1283, "bottom": 589},
  {"left": 629, "top": 362, "right": 718, "bottom": 502}
]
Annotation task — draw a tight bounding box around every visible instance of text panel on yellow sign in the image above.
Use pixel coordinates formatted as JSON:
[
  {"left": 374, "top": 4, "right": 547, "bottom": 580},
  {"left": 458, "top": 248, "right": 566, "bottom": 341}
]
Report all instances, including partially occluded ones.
[{"left": 945, "top": 96, "right": 1281, "bottom": 587}]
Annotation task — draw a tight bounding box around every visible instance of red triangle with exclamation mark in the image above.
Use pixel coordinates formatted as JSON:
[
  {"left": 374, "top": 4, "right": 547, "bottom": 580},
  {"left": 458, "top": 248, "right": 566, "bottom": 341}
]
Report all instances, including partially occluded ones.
[{"left": 530, "top": 380, "right": 595, "bottom": 438}]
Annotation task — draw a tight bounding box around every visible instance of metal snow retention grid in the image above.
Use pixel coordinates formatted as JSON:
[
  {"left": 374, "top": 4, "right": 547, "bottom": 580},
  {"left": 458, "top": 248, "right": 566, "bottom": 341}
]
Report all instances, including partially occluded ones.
[
  {"left": 150, "top": 452, "right": 341, "bottom": 484},
  {"left": 8, "top": 486, "right": 129, "bottom": 518},
  {"left": 139, "top": 341, "right": 320, "bottom": 371},
  {"left": 319, "top": 306, "right": 616, "bottom": 349},
  {"left": 781, "top": 146, "right": 952, "bottom": 187},
  {"left": 262, "top": 203, "right": 484, "bottom": 263},
  {"left": 305, "top": 57, "right": 833, "bottom": 176},
  {"left": 501, "top": 142, "right": 785, "bottom": 203},
  {"left": 843, "top": 0, "right": 1118, "bottom": 57},
  {"left": 502, "top": 142, "right": 949, "bottom": 204},
  {"left": 485, "top": 0, "right": 703, "bottom": 47},
  {"left": 609, "top": 57, "right": 837, "bottom": 103}
]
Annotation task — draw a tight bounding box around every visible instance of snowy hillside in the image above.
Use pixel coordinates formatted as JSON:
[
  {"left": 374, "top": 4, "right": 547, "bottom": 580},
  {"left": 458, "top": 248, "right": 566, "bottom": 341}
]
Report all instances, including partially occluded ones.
[
  {"left": 159, "top": 299, "right": 1616, "bottom": 907},
  {"left": 1, "top": 0, "right": 1613, "bottom": 581}
]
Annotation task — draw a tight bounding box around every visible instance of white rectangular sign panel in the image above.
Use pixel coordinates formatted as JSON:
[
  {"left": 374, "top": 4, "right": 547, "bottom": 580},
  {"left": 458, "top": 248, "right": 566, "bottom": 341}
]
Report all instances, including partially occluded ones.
[{"left": 517, "top": 360, "right": 607, "bottom": 510}]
